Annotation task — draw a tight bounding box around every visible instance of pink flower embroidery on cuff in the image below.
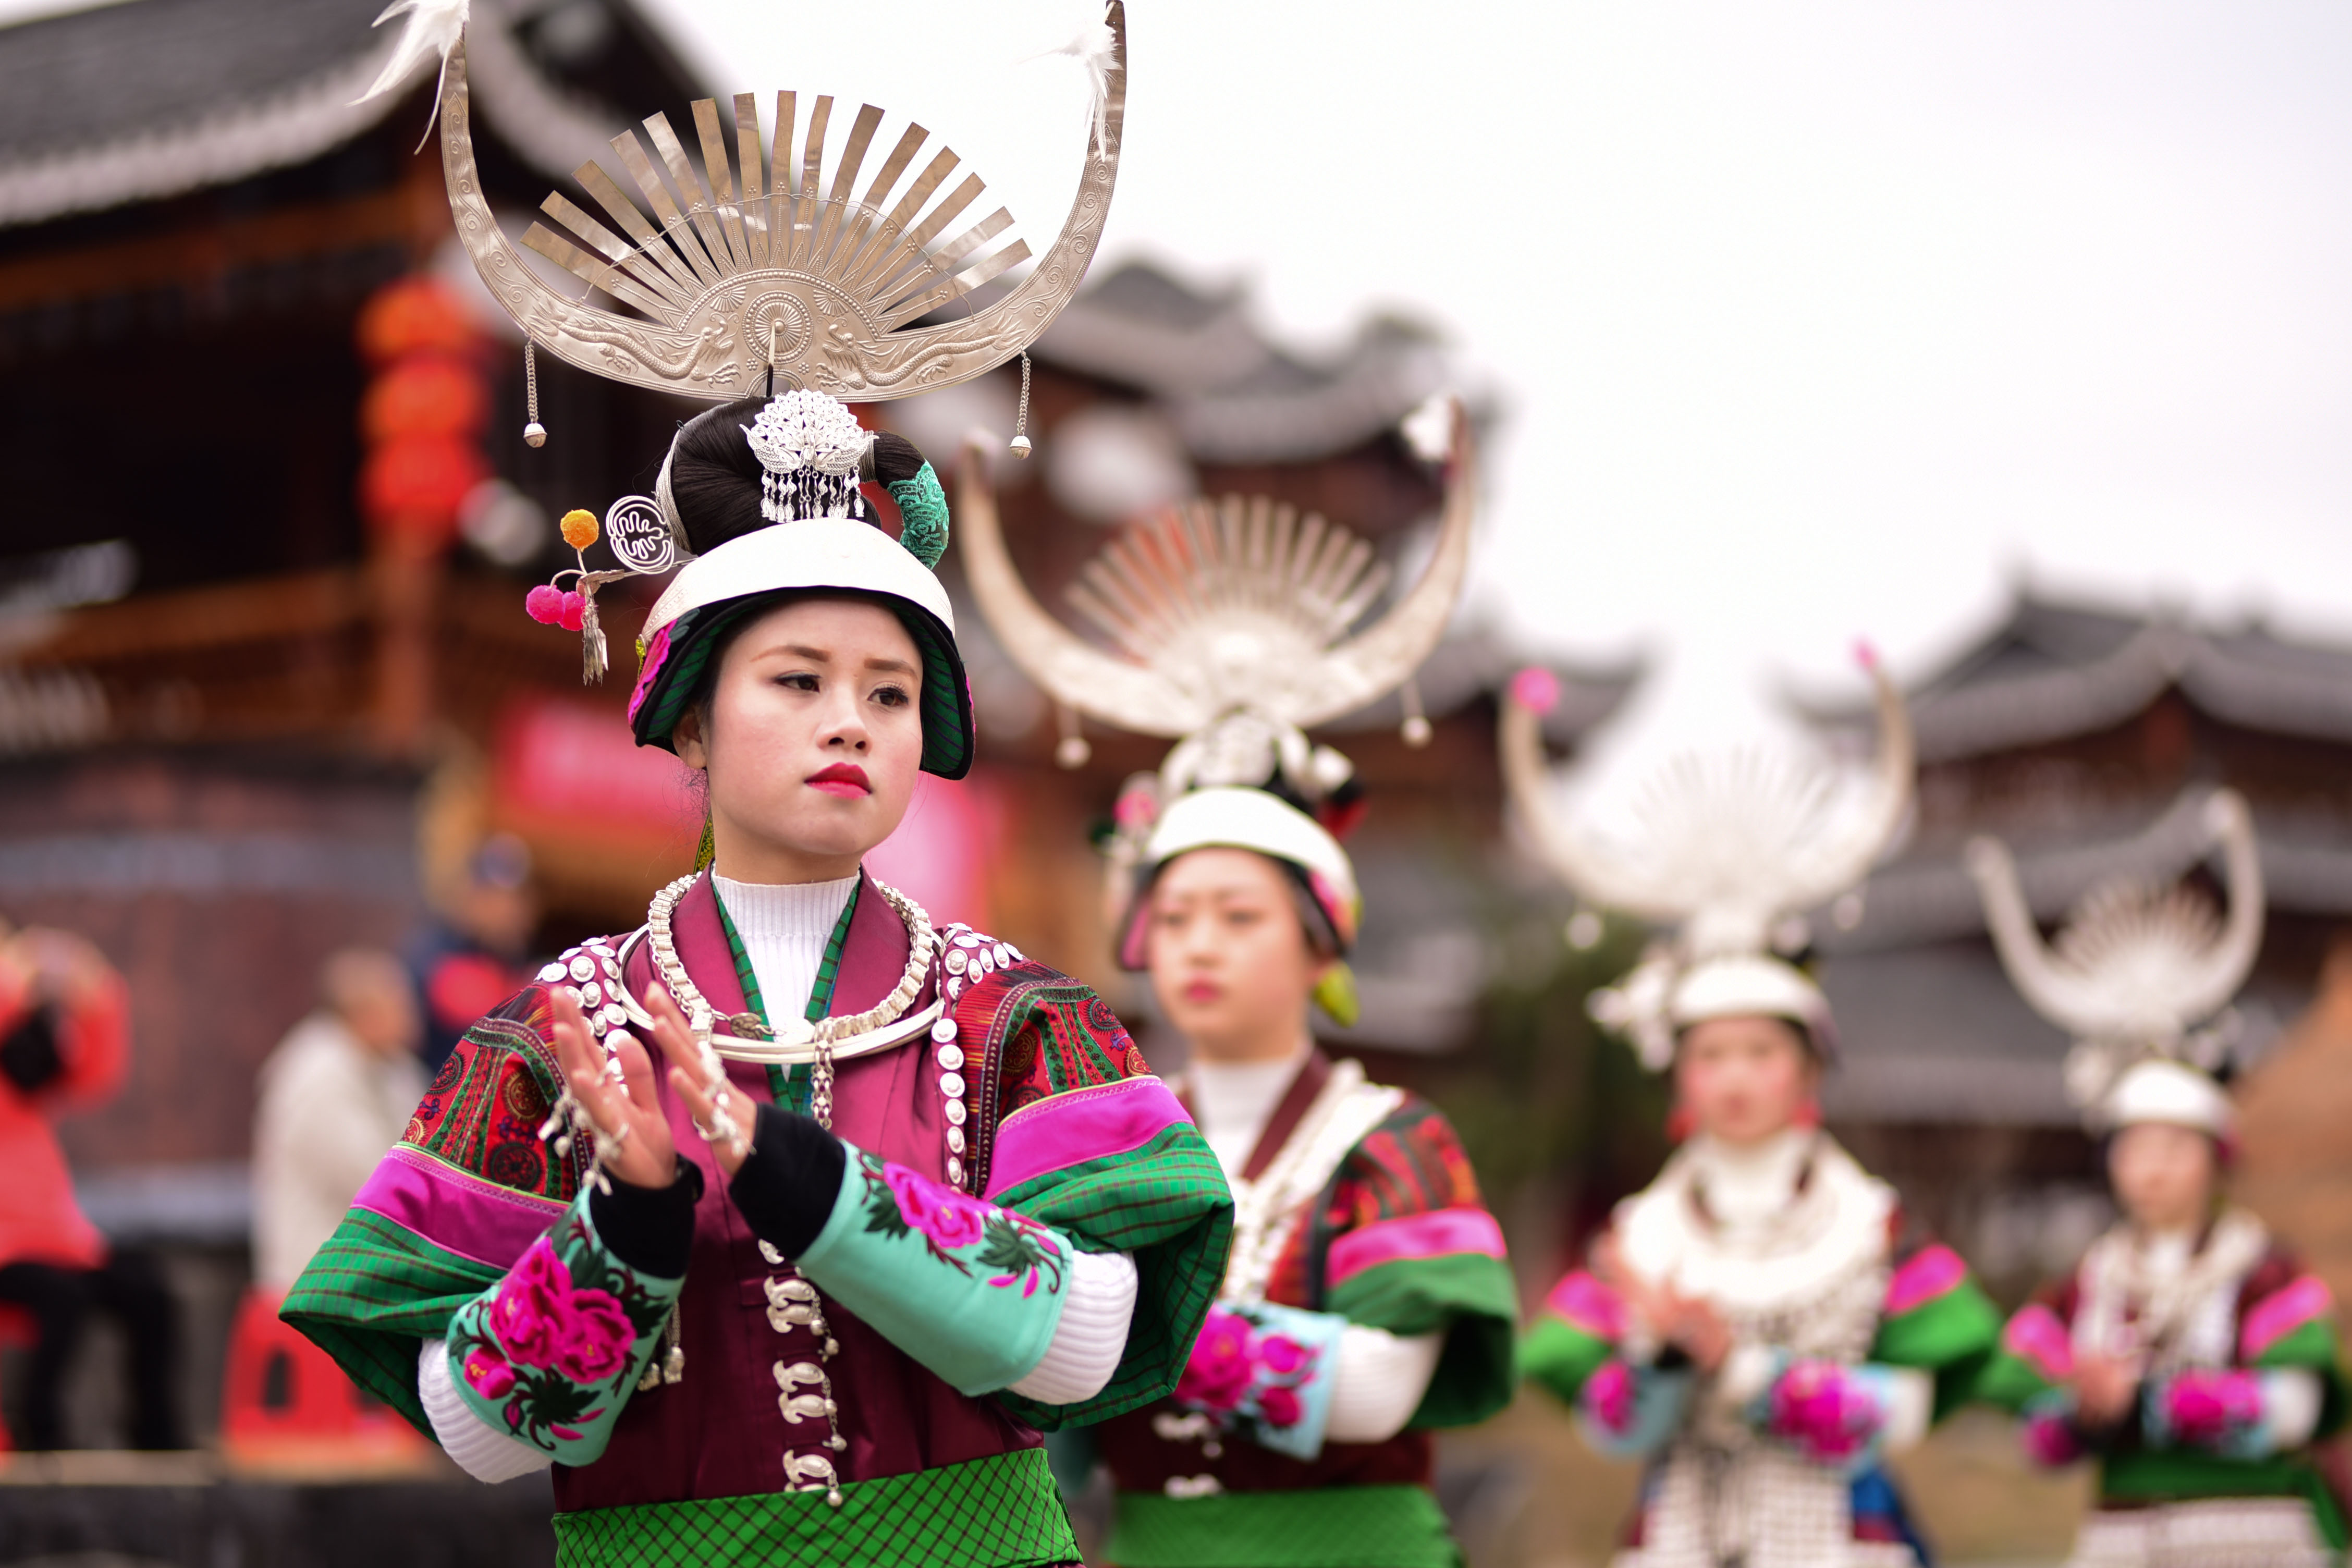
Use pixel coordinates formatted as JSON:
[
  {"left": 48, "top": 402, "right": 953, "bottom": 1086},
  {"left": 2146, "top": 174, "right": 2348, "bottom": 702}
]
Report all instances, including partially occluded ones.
[
  {"left": 1177, "top": 1308, "right": 1258, "bottom": 1414},
  {"left": 2164, "top": 1369, "right": 2262, "bottom": 1448},
  {"left": 1583, "top": 1358, "right": 1636, "bottom": 1435},
  {"left": 463, "top": 1347, "right": 517, "bottom": 1400},
  {"left": 1257, "top": 1384, "right": 1303, "bottom": 1429},
  {"left": 487, "top": 1235, "right": 635, "bottom": 1385},
  {"left": 1768, "top": 1360, "right": 1882, "bottom": 1462},
  {"left": 884, "top": 1162, "right": 990, "bottom": 1251}
]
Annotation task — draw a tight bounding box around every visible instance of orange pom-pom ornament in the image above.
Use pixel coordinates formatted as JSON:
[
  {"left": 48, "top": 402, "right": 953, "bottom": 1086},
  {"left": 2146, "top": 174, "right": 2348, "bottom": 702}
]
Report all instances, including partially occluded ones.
[{"left": 559, "top": 509, "right": 599, "bottom": 551}]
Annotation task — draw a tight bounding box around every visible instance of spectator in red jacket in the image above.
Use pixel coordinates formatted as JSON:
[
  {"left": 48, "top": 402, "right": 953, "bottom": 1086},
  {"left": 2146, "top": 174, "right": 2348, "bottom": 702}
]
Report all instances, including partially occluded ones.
[{"left": 0, "top": 922, "right": 181, "bottom": 1450}]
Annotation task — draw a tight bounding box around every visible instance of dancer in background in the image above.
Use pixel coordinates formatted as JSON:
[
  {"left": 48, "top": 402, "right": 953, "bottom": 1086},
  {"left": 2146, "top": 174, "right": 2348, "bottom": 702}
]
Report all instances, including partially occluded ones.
[
  {"left": 1505, "top": 659, "right": 2001, "bottom": 1568},
  {"left": 961, "top": 399, "right": 1517, "bottom": 1568},
  {"left": 1969, "top": 790, "right": 2346, "bottom": 1566},
  {"left": 287, "top": 10, "right": 1232, "bottom": 1564},
  {"left": 0, "top": 919, "right": 181, "bottom": 1450}
]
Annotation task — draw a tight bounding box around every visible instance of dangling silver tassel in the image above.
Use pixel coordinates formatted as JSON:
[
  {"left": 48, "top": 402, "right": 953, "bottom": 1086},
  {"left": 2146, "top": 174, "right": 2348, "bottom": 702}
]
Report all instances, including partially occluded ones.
[
  {"left": 1009, "top": 351, "right": 1033, "bottom": 458},
  {"left": 522, "top": 340, "right": 547, "bottom": 448}
]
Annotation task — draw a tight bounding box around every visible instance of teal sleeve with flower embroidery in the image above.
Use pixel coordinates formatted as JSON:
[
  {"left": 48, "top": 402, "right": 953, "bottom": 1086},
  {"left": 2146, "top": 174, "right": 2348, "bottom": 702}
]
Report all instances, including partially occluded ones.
[
  {"left": 795, "top": 1140, "right": 1079, "bottom": 1397},
  {"left": 441, "top": 1184, "right": 688, "bottom": 1463}
]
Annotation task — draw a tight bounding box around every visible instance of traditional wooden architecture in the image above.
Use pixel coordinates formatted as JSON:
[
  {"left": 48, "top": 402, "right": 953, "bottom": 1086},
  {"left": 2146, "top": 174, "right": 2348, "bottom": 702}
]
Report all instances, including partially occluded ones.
[{"left": 1794, "top": 590, "right": 2352, "bottom": 1291}]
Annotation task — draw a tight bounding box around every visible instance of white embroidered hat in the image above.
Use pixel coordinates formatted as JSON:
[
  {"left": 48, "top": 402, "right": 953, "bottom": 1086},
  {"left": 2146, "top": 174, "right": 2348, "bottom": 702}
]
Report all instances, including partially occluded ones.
[{"left": 2098, "top": 1057, "right": 2235, "bottom": 1137}]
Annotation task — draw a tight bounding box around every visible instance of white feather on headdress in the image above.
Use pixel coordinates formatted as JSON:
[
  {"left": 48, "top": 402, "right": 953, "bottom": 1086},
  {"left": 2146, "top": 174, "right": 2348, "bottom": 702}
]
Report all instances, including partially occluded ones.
[
  {"left": 1033, "top": 6, "right": 1120, "bottom": 150},
  {"left": 355, "top": 0, "right": 469, "bottom": 113}
]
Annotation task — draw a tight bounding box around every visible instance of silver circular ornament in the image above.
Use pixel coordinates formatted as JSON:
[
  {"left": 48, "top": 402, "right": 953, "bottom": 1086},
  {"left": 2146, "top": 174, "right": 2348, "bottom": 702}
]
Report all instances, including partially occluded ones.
[
  {"left": 939, "top": 1072, "right": 964, "bottom": 1099},
  {"left": 936, "top": 1044, "right": 964, "bottom": 1071},
  {"left": 569, "top": 956, "right": 596, "bottom": 983}
]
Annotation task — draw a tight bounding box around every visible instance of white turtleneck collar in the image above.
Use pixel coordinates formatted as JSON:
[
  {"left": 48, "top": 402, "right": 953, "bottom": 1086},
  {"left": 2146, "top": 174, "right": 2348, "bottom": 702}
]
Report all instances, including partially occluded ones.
[
  {"left": 1187, "top": 1044, "right": 1313, "bottom": 1181},
  {"left": 1683, "top": 1125, "right": 1816, "bottom": 1232},
  {"left": 711, "top": 871, "right": 861, "bottom": 1023}
]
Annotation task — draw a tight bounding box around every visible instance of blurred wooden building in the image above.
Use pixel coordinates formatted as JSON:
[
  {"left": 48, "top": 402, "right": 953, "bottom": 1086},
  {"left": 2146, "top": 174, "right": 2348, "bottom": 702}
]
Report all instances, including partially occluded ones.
[
  {"left": 0, "top": 0, "right": 706, "bottom": 1259},
  {"left": 1795, "top": 590, "right": 2352, "bottom": 1294}
]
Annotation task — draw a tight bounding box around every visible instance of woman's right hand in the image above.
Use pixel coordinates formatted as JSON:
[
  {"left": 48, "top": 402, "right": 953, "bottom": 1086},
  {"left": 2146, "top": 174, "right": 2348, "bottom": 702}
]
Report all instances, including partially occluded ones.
[{"left": 550, "top": 988, "right": 678, "bottom": 1189}]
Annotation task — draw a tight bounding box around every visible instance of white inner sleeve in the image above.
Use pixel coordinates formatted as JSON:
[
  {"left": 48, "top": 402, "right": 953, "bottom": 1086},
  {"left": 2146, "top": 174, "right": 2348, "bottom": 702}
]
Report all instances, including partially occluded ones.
[
  {"left": 1879, "top": 1366, "right": 1935, "bottom": 1455},
  {"left": 710, "top": 872, "right": 862, "bottom": 1022},
  {"left": 2261, "top": 1368, "right": 2325, "bottom": 1451},
  {"left": 419, "top": 1338, "right": 554, "bottom": 1483},
  {"left": 1324, "top": 1325, "right": 1446, "bottom": 1444},
  {"left": 1007, "top": 1248, "right": 1138, "bottom": 1403}
]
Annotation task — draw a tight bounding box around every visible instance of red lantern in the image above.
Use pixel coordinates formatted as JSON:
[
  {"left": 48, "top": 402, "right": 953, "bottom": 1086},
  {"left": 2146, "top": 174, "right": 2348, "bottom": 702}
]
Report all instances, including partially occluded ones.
[
  {"left": 361, "top": 435, "right": 489, "bottom": 540},
  {"left": 356, "top": 277, "right": 476, "bottom": 366},
  {"left": 361, "top": 355, "right": 488, "bottom": 443}
]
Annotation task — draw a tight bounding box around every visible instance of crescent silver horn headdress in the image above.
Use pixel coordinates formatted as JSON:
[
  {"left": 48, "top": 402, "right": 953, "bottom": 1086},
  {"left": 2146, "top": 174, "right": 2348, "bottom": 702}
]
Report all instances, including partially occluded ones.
[
  {"left": 1965, "top": 788, "right": 2263, "bottom": 1111},
  {"left": 435, "top": 4, "right": 1126, "bottom": 402},
  {"left": 1501, "top": 656, "right": 1915, "bottom": 1067},
  {"left": 958, "top": 394, "right": 1478, "bottom": 768}
]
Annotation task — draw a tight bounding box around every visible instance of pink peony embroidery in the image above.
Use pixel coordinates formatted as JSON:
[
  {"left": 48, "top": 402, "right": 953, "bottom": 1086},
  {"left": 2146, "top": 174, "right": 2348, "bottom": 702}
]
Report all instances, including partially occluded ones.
[
  {"left": 884, "top": 1162, "right": 989, "bottom": 1252},
  {"left": 1768, "top": 1361, "right": 1883, "bottom": 1463},
  {"left": 1257, "top": 1384, "right": 1302, "bottom": 1429},
  {"left": 1583, "top": 1358, "right": 1636, "bottom": 1435},
  {"left": 2021, "top": 1404, "right": 2081, "bottom": 1467},
  {"left": 463, "top": 1347, "right": 516, "bottom": 1400},
  {"left": 486, "top": 1235, "right": 637, "bottom": 1386},
  {"left": 2163, "top": 1369, "right": 2262, "bottom": 1448},
  {"left": 550, "top": 1291, "right": 637, "bottom": 1384},
  {"left": 1177, "top": 1309, "right": 1259, "bottom": 1414},
  {"left": 490, "top": 1239, "right": 573, "bottom": 1368}
]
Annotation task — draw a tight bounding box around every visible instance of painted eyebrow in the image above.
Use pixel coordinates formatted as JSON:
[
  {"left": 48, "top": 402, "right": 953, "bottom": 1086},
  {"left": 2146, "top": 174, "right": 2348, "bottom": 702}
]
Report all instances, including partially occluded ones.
[{"left": 755, "top": 645, "right": 918, "bottom": 678}]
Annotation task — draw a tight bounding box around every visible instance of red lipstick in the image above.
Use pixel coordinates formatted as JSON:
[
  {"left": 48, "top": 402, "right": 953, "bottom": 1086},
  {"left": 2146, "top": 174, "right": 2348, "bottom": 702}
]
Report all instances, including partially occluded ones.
[{"left": 807, "top": 763, "right": 872, "bottom": 798}]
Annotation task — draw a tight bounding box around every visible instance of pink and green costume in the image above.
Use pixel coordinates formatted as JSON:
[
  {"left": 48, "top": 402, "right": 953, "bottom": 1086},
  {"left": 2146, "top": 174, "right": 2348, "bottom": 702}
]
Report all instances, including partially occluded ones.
[
  {"left": 284, "top": 871, "right": 1232, "bottom": 1567},
  {"left": 1088, "top": 1051, "right": 1518, "bottom": 1568},
  {"left": 1521, "top": 1134, "right": 2002, "bottom": 1567},
  {"left": 1975, "top": 1209, "right": 2347, "bottom": 1563}
]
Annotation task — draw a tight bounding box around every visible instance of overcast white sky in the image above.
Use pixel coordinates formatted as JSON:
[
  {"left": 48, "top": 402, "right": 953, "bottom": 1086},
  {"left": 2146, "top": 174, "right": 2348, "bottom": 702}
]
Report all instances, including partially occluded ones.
[{"left": 641, "top": 0, "right": 2352, "bottom": 788}]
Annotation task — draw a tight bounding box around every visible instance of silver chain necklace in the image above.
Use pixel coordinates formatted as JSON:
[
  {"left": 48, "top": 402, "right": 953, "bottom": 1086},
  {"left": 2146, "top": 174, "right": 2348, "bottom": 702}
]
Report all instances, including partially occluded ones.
[{"left": 642, "top": 871, "right": 936, "bottom": 1131}]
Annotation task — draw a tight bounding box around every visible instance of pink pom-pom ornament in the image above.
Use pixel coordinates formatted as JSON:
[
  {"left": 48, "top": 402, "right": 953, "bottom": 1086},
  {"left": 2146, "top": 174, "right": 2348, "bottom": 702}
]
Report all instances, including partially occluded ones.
[
  {"left": 559, "top": 592, "right": 587, "bottom": 632},
  {"left": 524, "top": 584, "right": 565, "bottom": 625},
  {"left": 1510, "top": 666, "right": 1563, "bottom": 716}
]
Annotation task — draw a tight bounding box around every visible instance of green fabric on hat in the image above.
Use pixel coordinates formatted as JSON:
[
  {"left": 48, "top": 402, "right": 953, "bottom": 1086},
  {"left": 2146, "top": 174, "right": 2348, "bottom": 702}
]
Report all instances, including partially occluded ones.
[
  {"left": 550, "top": 1446, "right": 1080, "bottom": 1567},
  {"left": 1106, "top": 1484, "right": 1461, "bottom": 1568},
  {"left": 1327, "top": 1251, "right": 1517, "bottom": 1430},
  {"left": 887, "top": 462, "right": 950, "bottom": 569}
]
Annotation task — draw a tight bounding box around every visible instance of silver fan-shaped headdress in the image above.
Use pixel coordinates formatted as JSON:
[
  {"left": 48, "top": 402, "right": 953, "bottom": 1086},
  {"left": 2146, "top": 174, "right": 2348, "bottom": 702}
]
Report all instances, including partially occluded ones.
[
  {"left": 958, "top": 395, "right": 1478, "bottom": 794},
  {"left": 1500, "top": 659, "right": 1915, "bottom": 1068},
  {"left": 1966, "top": 789, "right": 2262, "bottom": 1119},
  {"left": 428, "top": 5, "right": 1125, "bottom": 405},
  {"left": 958, "top": 397, "right": 1477, "bottom": 972}
]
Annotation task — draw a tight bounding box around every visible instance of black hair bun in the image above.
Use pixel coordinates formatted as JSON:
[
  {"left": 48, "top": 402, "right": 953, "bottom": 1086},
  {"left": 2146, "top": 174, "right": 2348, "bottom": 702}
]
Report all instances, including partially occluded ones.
[{"left": 663, "top": 398, "right": 930, "bottom": 555}]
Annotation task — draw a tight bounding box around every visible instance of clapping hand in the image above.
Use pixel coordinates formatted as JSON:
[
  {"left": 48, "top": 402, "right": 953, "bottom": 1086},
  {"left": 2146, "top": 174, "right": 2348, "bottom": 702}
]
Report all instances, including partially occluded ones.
[{"left": 549, "top": 988, "right": 677, "bottom": 1189}]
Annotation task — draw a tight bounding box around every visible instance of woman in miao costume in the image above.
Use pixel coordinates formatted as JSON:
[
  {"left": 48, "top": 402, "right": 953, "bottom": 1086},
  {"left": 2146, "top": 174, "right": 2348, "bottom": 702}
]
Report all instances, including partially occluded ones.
[
  {"left": 1503, "top": 658, "right": 2003, "bottom": 1568},
  {"left": 1967, "top": 790, "right": 2347, "bottom": 1566},
  {"left": 285, "top": 10, "right": 1236, "bottom": 1566},
  {"left": 958, "top": 402, "right": 1520, "bottom": 1568}
]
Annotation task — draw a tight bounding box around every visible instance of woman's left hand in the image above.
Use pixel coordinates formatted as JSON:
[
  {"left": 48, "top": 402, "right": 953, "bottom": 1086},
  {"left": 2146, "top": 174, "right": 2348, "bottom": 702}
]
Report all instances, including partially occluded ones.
[{"left": 643, "top": 984, "right": 761, "bottom": 1178}]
